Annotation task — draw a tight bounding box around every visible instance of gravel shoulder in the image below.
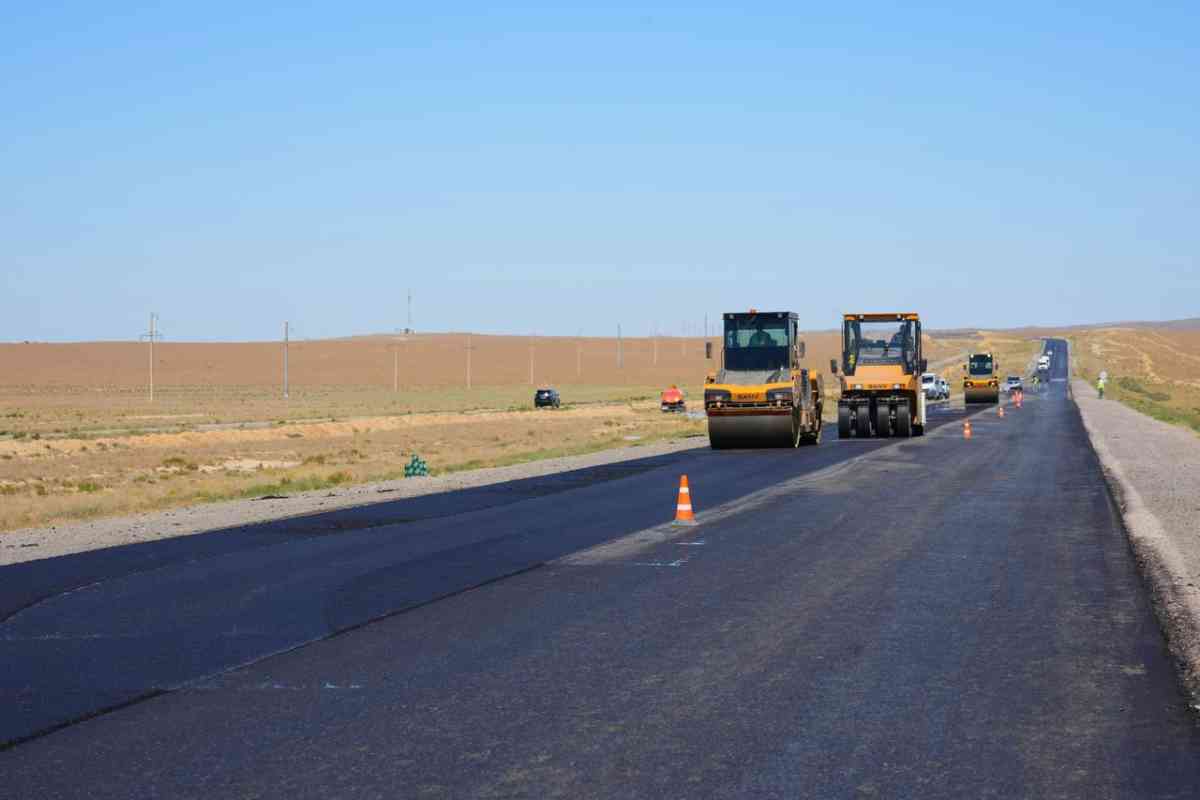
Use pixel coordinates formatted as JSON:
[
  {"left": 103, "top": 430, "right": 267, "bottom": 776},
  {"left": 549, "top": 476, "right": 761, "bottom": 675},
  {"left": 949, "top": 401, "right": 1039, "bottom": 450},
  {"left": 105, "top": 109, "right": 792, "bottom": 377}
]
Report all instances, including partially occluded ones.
[
  {"left": 1, "top": 437, "right": 707, "bottom": 566},
  {"left": 1073, "top": 377, "right": 1200, "bottom": 701}
]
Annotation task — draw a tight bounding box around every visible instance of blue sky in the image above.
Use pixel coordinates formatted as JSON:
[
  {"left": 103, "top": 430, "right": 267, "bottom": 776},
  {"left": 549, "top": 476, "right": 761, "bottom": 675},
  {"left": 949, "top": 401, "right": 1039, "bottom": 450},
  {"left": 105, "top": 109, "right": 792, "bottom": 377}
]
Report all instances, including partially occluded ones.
[{"left": 3, "top": 2, "right": 1197, "bottom": 341}]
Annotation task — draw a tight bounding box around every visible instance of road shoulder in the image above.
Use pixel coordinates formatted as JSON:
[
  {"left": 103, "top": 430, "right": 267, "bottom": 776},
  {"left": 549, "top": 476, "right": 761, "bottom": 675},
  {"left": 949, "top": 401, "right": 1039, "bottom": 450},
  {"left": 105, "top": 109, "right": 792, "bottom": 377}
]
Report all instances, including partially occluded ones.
[{"left": 1073, "top": 378, "right": 1200, "bottom": 703}]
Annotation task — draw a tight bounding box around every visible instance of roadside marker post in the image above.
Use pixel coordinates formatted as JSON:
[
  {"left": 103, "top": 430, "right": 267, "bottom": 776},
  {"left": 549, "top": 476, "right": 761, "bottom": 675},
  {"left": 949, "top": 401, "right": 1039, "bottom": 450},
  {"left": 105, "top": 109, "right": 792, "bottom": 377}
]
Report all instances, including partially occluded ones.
[{"left": 673, "top": 475, "right": 698, "bottom": 526}]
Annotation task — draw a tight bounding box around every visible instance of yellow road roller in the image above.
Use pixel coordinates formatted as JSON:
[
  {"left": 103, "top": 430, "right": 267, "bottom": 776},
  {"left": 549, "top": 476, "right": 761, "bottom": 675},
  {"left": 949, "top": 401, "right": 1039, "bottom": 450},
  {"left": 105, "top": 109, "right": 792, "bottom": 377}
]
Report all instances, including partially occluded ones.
[
  {"left": 963, "top": 352, "right": 1000, "bottom": 404},
  {"left": 832, "top": 313, "right": 927, "bottom": 438},
  {"left": 704, "top": 311, "right": 822, "bottom": 449}
]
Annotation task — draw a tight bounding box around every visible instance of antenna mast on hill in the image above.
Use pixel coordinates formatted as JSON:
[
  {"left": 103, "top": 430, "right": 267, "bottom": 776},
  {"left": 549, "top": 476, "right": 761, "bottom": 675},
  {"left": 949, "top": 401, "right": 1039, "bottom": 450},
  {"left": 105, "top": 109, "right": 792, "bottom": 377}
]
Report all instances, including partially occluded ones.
[
  {"left": 139, "top": 313, "right": 162, "bottom": 403},
  {"left": 407, "top": 289, "right": 413, "bottom": 333}
]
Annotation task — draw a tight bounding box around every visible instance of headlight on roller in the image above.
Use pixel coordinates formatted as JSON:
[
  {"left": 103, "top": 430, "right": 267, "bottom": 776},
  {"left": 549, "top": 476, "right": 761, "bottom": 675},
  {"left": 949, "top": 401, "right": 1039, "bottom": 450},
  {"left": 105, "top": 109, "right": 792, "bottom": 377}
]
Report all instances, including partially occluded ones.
[
  {"left": 705, "top": 389, "right": 732, "bottom": 405},
  {"left": 766, "top": 389, "right": 793, "bottom": 406}
]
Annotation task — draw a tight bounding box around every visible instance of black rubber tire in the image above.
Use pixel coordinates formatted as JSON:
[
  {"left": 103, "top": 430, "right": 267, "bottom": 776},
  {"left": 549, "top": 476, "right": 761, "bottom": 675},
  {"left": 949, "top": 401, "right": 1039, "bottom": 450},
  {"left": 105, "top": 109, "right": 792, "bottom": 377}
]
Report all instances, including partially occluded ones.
[
  {"left": 799, "top": 414, "right": 821, "bottom": 446},
  {"left": 875, "top": 402, "right": 892, "bottom": 438},
  {"left": 854, "top": 404, "right": 872, "bottom": 438},
  {"left": 895, "top": 400, "right": 912, "bottom": 437},
  {"left": 838, "top": 403, "right": 852, "bottom": 438}
]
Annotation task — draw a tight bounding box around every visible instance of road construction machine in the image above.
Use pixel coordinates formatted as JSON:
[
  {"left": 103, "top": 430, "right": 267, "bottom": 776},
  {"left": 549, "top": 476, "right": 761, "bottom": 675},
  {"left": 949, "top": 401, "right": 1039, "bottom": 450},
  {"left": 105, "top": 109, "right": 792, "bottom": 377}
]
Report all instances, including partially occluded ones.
[
  {"left": 963, "top": 352, "right": 1000, "bottom": 404},
  {"left": 832, "top": 313, "right": 927, "bottom": 438},
  {"left": 704, "top": 311, "right": 822, "bottom": 448}
]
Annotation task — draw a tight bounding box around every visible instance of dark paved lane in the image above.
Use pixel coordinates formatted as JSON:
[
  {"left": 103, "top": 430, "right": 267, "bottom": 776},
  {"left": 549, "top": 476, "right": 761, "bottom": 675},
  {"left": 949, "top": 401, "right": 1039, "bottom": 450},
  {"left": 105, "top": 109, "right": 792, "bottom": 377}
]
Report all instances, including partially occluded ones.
[
  {"left": 1, "top": 396, "right": 967, "bottom": 746},
  {"left": 4, "top": 340, "right": 1200, "bottom": 798}
]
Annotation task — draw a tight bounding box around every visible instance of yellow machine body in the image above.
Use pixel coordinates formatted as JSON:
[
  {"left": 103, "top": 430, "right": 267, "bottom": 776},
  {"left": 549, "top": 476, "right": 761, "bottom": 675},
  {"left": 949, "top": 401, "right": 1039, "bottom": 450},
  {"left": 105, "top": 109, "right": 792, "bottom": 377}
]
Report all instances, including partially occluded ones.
[
  {"left": 963, "top": 352, "right": 1000, "bottom": 404},
  {"left": 834, "top": 313, "right": 927, "bottom": 438},
  {"left": 704, "top": 311, "right": 822, "bottom": 449}
]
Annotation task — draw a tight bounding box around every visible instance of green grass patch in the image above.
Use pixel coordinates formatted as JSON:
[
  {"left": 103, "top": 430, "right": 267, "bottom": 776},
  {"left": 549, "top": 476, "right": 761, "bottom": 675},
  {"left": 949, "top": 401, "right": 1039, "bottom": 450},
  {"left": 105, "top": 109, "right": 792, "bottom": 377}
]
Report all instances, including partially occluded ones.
[{"left": 1116, "top": 376, "right": 1172, "bottom": 402}]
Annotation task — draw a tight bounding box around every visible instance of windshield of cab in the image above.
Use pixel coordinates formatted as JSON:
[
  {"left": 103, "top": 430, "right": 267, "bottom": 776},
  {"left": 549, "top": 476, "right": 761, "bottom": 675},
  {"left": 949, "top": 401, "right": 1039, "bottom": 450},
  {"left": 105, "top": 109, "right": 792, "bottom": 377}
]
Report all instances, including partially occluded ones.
[
  {"left": 843, "top": 319, "right": 917, "bottom": 375},
  {"left": 921, "top": 374, "right": 935, "bottom": 384},
  {"left": 969, "top": 355, "right": 994, "bottom": 376},
  {"left": 724, "top": 317, "right": 790, "bottom": 372}
]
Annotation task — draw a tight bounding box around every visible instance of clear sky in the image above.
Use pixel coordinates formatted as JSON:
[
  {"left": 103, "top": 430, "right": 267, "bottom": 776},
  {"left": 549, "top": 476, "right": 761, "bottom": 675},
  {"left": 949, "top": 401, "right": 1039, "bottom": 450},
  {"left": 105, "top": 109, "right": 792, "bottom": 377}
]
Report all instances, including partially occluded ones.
[{"left": 3, "top": 2, "right": 1197, "bottom": 341}]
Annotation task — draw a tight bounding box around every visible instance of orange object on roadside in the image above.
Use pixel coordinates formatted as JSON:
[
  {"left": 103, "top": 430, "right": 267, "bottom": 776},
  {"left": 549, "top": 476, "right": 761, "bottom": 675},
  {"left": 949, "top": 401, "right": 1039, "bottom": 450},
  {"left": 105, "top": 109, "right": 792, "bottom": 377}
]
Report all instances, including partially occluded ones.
[
  {"left": 673, "top": 475, "right": 698, "bottom": 526},
  {"left": 998, "top": 406, "right": 1005, "bottom": 418},
  {"left": 963, "top": 420, "right": 973, "bottom": 439}
]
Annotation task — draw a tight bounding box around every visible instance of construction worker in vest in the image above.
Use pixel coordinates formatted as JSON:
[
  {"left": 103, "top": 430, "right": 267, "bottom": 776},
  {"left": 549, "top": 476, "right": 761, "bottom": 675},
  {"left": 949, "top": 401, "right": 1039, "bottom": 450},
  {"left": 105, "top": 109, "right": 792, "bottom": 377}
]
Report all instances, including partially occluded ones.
[{"left": 1097, "top": 376, "right": 1105, "bottom": 399}]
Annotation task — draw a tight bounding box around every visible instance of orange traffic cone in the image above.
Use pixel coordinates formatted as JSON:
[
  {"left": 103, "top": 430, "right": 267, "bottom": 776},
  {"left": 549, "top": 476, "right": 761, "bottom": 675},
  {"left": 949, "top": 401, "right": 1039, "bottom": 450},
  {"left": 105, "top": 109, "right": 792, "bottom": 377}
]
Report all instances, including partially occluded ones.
[
  {"left": 1015, "top": 390, "right": 1023, "bottom": 409},
  {"left": 998, "top": 405, "right": 1005, "bottom": 418},
  {"left": 963, "top": 420, "right": 973, "bottom": 439},
  {"left": 673, "top": 475, "right": 698, "bottom": 526}
]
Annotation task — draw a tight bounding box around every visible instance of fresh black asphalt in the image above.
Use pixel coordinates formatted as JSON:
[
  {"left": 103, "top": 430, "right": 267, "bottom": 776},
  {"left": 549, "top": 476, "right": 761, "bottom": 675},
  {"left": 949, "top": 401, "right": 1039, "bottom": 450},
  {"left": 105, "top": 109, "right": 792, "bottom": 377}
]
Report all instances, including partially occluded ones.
[{"left": 3, "top": 340, "right": 1199, "bottom": 797}]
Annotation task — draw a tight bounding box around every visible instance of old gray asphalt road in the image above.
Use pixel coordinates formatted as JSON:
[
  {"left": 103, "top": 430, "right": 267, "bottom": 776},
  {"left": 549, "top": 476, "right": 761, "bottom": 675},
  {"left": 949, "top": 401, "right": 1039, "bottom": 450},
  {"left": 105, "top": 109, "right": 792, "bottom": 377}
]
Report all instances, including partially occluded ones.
[{"left": 4, "top": 340, "right": 1200, "bottom": 797}]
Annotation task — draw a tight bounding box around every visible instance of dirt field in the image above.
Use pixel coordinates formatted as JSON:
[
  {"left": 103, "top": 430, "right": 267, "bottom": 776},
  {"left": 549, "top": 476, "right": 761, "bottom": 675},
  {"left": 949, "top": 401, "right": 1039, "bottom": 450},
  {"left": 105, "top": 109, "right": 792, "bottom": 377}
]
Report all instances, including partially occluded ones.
[{"left": 0, "top": 330, "right": 967, "bottom": 533}]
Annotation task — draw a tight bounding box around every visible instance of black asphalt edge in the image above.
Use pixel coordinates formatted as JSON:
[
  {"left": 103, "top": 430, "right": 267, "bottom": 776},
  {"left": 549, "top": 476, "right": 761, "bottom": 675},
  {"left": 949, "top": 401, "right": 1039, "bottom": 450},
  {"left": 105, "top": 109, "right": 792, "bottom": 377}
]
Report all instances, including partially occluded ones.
[
  {"left": 0, "top": 689, "right": 169, "bottom": 753},
  {"left": 0, "top": 443, "right": 704, "bottom": 624},
  {"left": 1070, "top": 380, "right": 1200, "bottom": 710},
  {"left": 0, "top": 561, "right": 547, "bottom": 751},
  {"left": 0, "top": 402, "right": 997, "bottom": 750}
]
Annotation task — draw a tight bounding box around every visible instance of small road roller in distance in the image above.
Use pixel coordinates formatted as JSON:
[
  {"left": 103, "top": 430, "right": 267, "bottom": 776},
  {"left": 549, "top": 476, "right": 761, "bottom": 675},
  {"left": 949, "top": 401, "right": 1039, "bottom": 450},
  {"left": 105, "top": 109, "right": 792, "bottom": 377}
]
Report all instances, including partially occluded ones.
[
  {"left": 704, "top": 311, "right": 823, "bottom": 449},
  {"left": 963, "top": 352, "right": 1000, "bottom": 404}
]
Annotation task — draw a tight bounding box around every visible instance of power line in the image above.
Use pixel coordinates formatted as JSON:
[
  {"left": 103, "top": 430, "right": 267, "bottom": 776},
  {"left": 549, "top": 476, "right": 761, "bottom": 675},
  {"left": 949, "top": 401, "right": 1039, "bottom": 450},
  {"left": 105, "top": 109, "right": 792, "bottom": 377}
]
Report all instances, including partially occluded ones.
[
  {"left": 283, "top": 321, "right": 289, "bottom": 400},
  {"left": 139, "top": 313, "right": 162, "bottom": 402}
]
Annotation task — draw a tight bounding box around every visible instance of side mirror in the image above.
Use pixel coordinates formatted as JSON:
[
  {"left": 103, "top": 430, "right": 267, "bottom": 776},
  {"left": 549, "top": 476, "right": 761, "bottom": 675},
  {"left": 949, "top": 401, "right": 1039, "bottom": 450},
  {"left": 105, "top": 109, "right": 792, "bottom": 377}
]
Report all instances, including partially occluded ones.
[
  {"left": 705, "top": 341, "right": 713, "bottom": 360},
  {"left": 829, "top": 359, "right": 838, "bottom": 374},
  {"left": 920, "top": 358, "right": 928, "bottom": 373},
  {"left": 797, "top": 341, "right": 806, "bottom": 359}
]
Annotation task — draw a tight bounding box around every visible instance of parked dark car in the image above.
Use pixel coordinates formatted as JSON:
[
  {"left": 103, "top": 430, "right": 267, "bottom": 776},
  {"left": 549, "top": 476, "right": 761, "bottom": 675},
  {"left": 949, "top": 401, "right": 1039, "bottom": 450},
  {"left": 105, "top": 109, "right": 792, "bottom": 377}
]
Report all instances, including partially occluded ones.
[{"left": 534, "top": 387, "right": 561, "bottom": 408}]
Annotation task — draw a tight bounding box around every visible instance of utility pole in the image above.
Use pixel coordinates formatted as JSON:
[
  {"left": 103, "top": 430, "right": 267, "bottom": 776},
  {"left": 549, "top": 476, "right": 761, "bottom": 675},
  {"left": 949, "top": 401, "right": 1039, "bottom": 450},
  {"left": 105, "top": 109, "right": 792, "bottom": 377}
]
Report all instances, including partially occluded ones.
[
  {"left": 139, "top": 313, "right": 161, "bottom": 403},
  {"left": 283, "top": 321, "right": 289, "bottom": 400}
]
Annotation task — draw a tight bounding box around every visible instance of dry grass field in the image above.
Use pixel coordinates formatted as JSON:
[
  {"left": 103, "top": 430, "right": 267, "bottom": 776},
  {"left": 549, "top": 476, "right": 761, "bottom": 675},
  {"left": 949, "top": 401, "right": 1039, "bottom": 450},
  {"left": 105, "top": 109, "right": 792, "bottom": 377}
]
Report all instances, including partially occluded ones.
[
  {"left": 1067, "top": 326, "right": 1200, "bottom": 433},
  {"left": 0, "top": 329, "right": 968, "bottom": 533}
]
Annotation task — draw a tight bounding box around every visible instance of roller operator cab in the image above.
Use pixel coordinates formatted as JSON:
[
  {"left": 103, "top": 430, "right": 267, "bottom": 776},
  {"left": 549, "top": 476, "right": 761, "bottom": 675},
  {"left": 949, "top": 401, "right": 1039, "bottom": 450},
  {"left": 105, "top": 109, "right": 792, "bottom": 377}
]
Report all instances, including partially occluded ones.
[
  {"left": 833, "top": 313, "right": 927, "bottom": 438},
  {"left": 963, "top": 352, "right": 1000, "bottom": 404},
  {"left": 704, "top": 311, "right": 823, "bottom": 448}
]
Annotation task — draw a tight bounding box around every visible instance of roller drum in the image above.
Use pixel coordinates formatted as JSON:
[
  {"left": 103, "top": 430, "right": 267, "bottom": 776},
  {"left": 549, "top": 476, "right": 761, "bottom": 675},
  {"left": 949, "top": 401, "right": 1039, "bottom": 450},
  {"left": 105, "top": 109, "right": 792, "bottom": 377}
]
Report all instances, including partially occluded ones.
[
  {"left": 964, "top": 386, "right": 999, "bottom": 404},
  {"left": 708, "top": 412, "right": 795, "bottom": 449}
]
